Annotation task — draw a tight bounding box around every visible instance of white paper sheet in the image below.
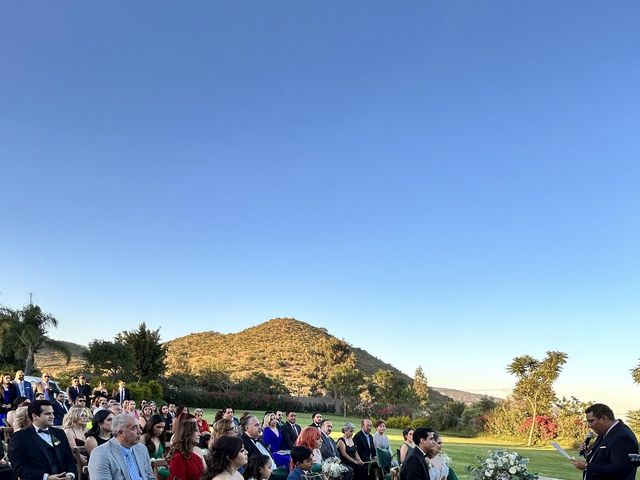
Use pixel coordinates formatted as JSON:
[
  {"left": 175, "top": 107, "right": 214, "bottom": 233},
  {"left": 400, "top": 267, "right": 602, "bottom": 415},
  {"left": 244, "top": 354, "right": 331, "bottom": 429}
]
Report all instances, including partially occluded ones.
[{"left": 550, "top": 442, "right": 574, "bottom": 460}]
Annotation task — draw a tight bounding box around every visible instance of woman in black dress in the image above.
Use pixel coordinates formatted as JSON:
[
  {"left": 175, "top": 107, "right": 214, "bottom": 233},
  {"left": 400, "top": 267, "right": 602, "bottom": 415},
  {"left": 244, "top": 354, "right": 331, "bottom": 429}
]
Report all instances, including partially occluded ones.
[{"left": 337, "top": 422, "right": 367, "bottom": 480}]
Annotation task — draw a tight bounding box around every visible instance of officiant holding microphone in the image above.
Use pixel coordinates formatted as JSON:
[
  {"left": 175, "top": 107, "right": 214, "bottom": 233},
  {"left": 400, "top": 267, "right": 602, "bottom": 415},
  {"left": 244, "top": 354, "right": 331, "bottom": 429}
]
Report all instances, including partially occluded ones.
[{"left": 571, "top": 403, "right": 638, "bottom": 480}]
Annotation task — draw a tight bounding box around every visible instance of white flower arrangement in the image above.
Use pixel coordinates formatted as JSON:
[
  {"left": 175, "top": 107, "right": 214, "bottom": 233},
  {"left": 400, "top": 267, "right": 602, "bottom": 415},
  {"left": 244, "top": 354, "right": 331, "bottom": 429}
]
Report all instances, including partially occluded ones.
[
  {"left": 467, "top": 450, "right": 538, "bottom": 480},
  {"left": 321, "top": 457, "right": 349, "bottom": 478}
]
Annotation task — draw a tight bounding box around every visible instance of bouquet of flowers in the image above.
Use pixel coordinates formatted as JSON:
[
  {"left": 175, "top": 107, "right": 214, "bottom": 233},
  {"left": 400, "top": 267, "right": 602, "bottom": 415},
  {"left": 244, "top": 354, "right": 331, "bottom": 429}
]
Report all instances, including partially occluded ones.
[
  {"left": 321, "top": 457, "right": 349, "bottom": 479},
  {"left": 467, "top": 450, "right": 538, "bottom": 480}
]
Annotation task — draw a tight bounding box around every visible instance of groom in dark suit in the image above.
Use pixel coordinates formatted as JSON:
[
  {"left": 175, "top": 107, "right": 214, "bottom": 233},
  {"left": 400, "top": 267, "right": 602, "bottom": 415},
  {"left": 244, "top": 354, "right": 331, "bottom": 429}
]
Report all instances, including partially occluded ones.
[
  {"left": 400, "top": 427, "right": 437, "bottom": 480},
  {"left": 8, "top": 400, "right": 77, "bottom": 480},
  {"left": 571, "top": 403, "right": 638, "bottom": 480}
]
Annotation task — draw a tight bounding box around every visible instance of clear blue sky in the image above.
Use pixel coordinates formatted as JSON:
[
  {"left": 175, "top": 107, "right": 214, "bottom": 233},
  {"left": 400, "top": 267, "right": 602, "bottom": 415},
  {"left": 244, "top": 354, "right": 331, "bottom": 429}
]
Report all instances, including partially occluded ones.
[{"left": 1, "top": 1, "right": 639, "bottom": 417}]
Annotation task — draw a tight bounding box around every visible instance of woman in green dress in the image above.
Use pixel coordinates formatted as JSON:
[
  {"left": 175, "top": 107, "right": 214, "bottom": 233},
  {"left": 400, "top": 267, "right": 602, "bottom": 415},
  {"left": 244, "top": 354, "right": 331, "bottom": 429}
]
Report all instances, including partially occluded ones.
[{"left": 141, "top": 413, "right": 170, "bottom": 479}]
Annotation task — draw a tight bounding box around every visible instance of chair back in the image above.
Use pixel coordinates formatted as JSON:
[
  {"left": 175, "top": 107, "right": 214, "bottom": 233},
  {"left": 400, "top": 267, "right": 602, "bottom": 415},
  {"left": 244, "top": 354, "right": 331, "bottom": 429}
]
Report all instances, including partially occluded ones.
[
  {"left": 151, "top": 458, "right": 169, "bottom": 480},
  {"left": 376, "top": 448, "right": 392, "bottom": 469}
]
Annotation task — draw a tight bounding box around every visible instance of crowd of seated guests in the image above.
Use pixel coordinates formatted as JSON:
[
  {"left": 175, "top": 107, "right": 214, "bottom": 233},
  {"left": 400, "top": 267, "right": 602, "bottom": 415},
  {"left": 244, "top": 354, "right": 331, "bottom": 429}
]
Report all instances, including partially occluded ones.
[{"left": 0, "top": 370, "right": 459, "bottom": 480}]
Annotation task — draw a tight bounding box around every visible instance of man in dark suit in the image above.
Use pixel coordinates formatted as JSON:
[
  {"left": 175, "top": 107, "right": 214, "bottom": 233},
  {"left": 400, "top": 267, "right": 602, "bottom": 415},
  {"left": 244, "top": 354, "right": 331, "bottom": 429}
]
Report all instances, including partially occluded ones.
[
  {"left": 51, "top": 391, "right": 71, "bottom": 426},
  {"left": 241, "top": 415, "right": 288, "bottom": 480},
  {"left": 399, "top": 427, "right": 437, "bottom": 480},
  {"left": 354, "top": 418, "right": 377, "bottom": 480},
  {"left": 13, "top": 370, "right": 34, "bottom": 402},
  {"left": 112, "top": 380, "right": 131, "bottom": 403},
  {"left": 66, "top": 376, "right": 82, "bottom": 404},
  {"left": 281, "top": 411, "right": 301, "bottom": 450},
  {"left": 571, "top": 403, "right": 639, "bottom": 480},
  {"left": 8, "top": 400, "right": 77, "bottom": 480},
  {"left": 310, "top": 412, "right": 323, "bottom": 429},
  {"left": 77, "top": 374, "right": 92, "bottom": 399},
  {"left": 354, "top": 418, "right": 376, "bottom": 462}
]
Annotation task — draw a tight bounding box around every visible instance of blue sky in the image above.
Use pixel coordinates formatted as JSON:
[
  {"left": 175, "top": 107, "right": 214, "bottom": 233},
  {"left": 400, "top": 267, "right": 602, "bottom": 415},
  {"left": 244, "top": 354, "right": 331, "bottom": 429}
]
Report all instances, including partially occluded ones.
[{"left": 1, "top": 1, "right": 639, "bottom": 416}]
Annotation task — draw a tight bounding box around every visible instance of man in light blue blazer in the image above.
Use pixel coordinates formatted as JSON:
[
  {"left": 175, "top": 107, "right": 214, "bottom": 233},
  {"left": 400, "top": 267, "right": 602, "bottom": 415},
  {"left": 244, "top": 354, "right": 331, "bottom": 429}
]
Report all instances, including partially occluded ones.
[{"left": 88, "top": 413, "right": 154, "bottom": 480}]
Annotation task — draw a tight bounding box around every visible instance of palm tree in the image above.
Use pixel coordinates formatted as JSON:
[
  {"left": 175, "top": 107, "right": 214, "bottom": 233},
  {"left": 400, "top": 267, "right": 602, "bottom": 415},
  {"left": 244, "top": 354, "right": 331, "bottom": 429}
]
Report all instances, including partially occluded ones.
[{"left": 0, "top": 304, "right": 71, "bottom": 375}]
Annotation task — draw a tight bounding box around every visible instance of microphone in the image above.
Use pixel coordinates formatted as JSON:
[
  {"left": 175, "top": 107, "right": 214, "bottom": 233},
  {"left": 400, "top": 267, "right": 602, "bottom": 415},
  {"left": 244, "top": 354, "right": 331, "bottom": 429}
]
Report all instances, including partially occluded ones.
[{"left": 580, "top": 431, "right": 596, "bottom": 456}]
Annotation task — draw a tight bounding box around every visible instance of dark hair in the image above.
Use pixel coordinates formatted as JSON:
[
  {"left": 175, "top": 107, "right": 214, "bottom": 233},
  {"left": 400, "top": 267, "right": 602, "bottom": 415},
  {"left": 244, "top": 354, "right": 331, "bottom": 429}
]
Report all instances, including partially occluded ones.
[
  {"left": 312, "top": 412, "right": 321, "bottom": 419},
  {"left": 214, "top": 410, "right": 224, "bottom": 422},
  {"left": 86, "top": 410, "right": 114, "bottom": 440},
  {"left": 412, "top": 427, "right": 435, "bottom": 445},
  {"left": 374, "top": 420, "right": 386, "bottom": 428},
  {"left": 142, "top": 414, "right": 166, "bottom": 456},
  {"left": 320, "top": 419, "right": 332, "bottom": 427},
  {"left": 286, "top": 411, "right": 296, "bottom": 417},
  {"left": 203, "top": 436, "right": 244, "bottom": 480},
  {"left": 402, "top": 427, "right": 413, "bottom": 440},
  {"left": 586, "top": 403, "right": 615, "bottom": 421},
  {"left": 11, "top": 396, "right": 28, "bottom": 410},
  {"left": 28, "top": 400, "right": 52, "bottom": 420},
  {"left": 291, "top": 446, "right": 313, "bottom": 464},
  {"left": 243, "top": 454, "right": 271, "bottom": 480}
]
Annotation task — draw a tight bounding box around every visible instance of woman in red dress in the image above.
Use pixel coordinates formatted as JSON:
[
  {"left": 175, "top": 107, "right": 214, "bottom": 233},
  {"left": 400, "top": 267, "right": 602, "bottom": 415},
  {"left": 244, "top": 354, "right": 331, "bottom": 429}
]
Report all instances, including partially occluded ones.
[{"left": 169, "top": 418, "right": 206, "bottom": 480}]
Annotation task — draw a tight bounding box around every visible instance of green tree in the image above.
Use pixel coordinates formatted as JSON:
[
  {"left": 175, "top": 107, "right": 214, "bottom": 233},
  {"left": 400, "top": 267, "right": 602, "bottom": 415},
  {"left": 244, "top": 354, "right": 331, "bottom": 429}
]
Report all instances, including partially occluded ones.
[
  {"left": 116, "top": 323, "right": 167, "bottom": 381},
  {"left": 327, "top": 363, "right": 364, "bottom": 417},
  {"left": 626, "top": 409, "right": 640, "bottom": 438},
  {"left": 236, "top": 372, "right": 289, "bottom": 395},
  {"left": 0, "top": 304, "right": 70, "bottom": 375},
  {"left": 195, "top": 362, "right": 234, "bottom": 393},
  {"left": 84, "top": 340, "right": 133, "bottom": 377},
  {"left": 370, "top": 369, "right": 410, "bottom": 405},
  {"left": 412, "top": 366, "right": 430, "bottom": 409},
  {"left": 507, "top": 350, "right": 568, "bottom": 446},
  {"left": 303, "top": 338, "right": 353, "bottom": 395}
]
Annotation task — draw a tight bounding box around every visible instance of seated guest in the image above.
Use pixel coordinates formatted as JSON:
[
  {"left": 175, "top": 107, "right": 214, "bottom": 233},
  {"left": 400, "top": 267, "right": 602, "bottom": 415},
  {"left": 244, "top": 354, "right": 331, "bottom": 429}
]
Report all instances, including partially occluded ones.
[
  {"left": 5, "top": 396, "right": 29, "bottom": 428},
  {"left": 195, "top": 408, "right": 212, "bottom": 447},
  {"left": 295, "top": 427, "right": 322, "bottom": 465},
  {"left": 168, "top": 414, "right": 206, "bottom": 480},
  {"left": 241, "top": 415, "right": 289, "bottom": 480},
  {"left": 320, "top": 420, "right": 353, "bottom": 480},
  {"left": 140, "top": 414, "right": 169, "bottom": 479},
  {"left": 75, "top": 395, "right": 88, "bottom": 408},
  {"left": 109, "top": 402, "right": 124, "bottom": 416},
  {"left": 91, "top": 381, "right": 108, "bottom": 400},
  {"left": 12, "top": 405, "right": 31, "bottom": 432},
  {"left": 139, "top": 404, "right": 153, "bottom": 430},
  {"left": 0, "top": 373, "right": 18, "bottom": 425},
  {"left": 372, "top": 421, "right": 397, "bottom": 467},
  {"left": 67, "top": 376, "right": 82, "bottom": 404},
  {"left": 85, "top": 409, "right": 114, "bottom": 455},
  {"left": 160, "top": 404, "right": 173, "bottom": 440},
  {"left": 203, "top": 435, "right": 247, "bottom": 480},
  {"left": 8, "top": 400, "right": 77, "bottom": 480},
  {"left": 88, "top": 413, "right": 154, "bottom": 480},
  {"left": 172, "top": 405, "right": 190, "bottom": 432},
  {"left": 243, "top": 454, "right": 273, "bottom": 480},
  {"left": 399, "top": 428, "right": 414, "bottom": 464},
  {"left": 63, "top": 406, "right": 90, "bottom": 448},
  {"left": 337, "top": 422, "right": 367, "bottom": 480},
  {"left": 212, "top": 418, "right": 237, "bottom": 444},
  {"left": 288, "top": 446, "right": 313, "bottom": 480},
  {"left": 309, "top": 413, "right": 323, "bottom": 429},
  {"left": 262, "top": 412, "right": 291, "bottom": 467},
  {"left": 52, "top": 391, "right": 71, "bottom": 426}
]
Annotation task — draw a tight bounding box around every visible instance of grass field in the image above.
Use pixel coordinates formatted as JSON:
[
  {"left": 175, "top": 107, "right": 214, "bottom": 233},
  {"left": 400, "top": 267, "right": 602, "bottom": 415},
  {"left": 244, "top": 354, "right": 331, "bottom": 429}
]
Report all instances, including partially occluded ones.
[{"left": 199, "top": 409, "right": 637, "bottom": 480}]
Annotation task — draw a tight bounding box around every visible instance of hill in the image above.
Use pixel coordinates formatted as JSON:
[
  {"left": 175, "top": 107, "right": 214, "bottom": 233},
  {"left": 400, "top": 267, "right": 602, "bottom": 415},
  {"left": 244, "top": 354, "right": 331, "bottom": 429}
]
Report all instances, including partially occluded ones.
[
  {"left": 165, "top": 317, "right": 453, "bottom": 405},
  {"left": 34, "top": 339, "right": 87, "bottom": 376}
]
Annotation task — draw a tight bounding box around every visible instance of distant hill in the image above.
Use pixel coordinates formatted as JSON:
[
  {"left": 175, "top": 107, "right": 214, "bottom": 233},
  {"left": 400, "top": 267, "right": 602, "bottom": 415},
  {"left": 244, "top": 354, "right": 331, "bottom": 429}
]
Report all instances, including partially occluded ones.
[
  {"left": 431, "top": 387, "right": 500, "bottom": 405},
  {"left": 34, "top": 339, "right": 87, "bottom": 376},
  {"left": 36, "top": 318, "right": 485, "bottom": 408},
  {"left": 165, "top": 317, "right": 454, "bottom": 405}
]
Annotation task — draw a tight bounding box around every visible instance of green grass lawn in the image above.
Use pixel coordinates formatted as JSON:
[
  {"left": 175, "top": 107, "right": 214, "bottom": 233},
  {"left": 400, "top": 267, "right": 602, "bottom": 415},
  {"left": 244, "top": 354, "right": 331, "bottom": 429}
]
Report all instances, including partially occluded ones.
[{"left": 198, "top": 409, "right": 637, "bottom": 480}]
